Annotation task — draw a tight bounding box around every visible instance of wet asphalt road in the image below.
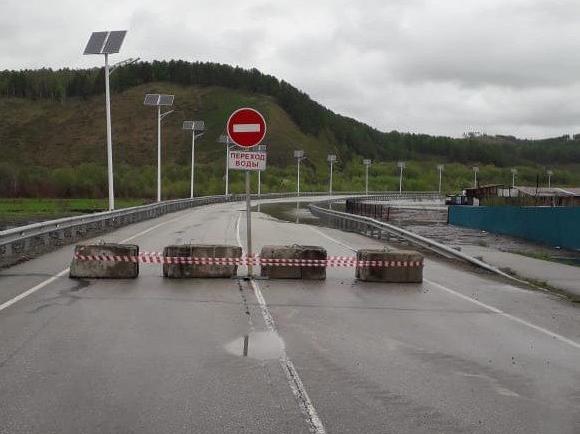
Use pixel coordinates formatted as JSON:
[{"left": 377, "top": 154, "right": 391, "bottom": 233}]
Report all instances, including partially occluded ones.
[{"left": 0, "top": 199, "right": 579, "bottom": 433}]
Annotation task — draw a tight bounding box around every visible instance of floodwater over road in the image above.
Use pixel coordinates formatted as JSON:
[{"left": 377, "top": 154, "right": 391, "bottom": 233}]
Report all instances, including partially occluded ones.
[{"left": 257, "top": 200, "right": 580, "bottom": 266}]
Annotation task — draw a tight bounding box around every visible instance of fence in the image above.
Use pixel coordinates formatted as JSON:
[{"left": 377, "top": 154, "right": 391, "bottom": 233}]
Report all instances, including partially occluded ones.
[{"left": 448, "top": 206, "right": 580, "bottom": 250}]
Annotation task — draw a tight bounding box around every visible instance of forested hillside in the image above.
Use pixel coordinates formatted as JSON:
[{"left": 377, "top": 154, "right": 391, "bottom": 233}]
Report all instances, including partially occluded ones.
[{"left": 0, "top": 60, "right": 579, "bottom": 198}]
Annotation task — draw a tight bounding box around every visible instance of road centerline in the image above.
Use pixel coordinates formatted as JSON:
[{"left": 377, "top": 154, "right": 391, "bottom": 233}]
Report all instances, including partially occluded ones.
[{"left": 236, "top": 214, "right": 326, "bottom": 434}]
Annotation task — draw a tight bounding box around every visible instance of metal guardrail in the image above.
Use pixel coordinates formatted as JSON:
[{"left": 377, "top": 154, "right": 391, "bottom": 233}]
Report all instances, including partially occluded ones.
[
  {"left": 0, "top": 191, "right": 383, "bottom": 267},
  {"left": 308, "top": 195, "right": 516, "bottom": 280}
]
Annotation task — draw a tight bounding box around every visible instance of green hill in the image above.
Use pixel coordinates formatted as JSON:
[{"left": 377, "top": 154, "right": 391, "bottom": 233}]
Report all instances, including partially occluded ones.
[{"left": 0, "top": 60, "right": 579, "bottom": 198}]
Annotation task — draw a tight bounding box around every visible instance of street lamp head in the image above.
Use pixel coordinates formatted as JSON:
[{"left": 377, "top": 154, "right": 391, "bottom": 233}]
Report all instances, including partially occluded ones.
[
  {"left": 84, "top": 31, "right": 127, "bottom": 55},
  {"left": 144, "top": 94, "right": 174, "bottom": 106},
  {"left": 437, "top": 164, "right": 444, "bottom": 171},
  {"left": 547, "top": 170, "right": 554, "bottom": 176},
  {"left": 473, "top": 166, "right": 479, "bottom": 172},
  {"left": 182, "top": 120, "right": 205, "bottom": 131},
  {"left": 397, "top": 161, "right": 406, "bottom": 169},
  {"left": 363, "top": 159, "right": 372, "bottom": 166},
  {"left": 294, "top": 150, "right": 305, "bottom": 159},
  {"left": 511, "top": 168, "right": 518, "bottom": 174},
  {"left": 218, "top": 134, "right": 230, "bottom": 144},
  {"left": 327, "top": 154, "right": 337, "bottom": 162}
]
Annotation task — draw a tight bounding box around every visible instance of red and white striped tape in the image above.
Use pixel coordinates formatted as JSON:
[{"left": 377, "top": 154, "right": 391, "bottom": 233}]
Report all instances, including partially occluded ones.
[{"left": 73, "top": 253, "right": 423, "bottom": 268}]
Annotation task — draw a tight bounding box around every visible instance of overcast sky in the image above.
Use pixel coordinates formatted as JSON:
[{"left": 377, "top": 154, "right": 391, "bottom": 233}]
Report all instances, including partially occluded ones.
[{"left": 2, "top": 0, "right": 580, "bottom": 138}]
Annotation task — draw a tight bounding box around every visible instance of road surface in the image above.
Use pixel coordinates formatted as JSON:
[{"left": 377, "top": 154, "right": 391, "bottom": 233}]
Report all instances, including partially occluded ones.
[{"left": 0, "top": 198, "right": 579, "bottom": 433}]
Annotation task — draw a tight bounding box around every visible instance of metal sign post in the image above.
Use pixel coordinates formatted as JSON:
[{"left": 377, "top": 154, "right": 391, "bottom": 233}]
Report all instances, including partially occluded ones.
[
  {"left": 245, "top": 171, "right": 253, "bottom": 275},
  {"left": 226, "top": 108, "right": 267, "bottom": 277}
]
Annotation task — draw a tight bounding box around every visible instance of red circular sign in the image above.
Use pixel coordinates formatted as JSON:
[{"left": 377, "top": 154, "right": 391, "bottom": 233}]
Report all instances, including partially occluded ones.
[{"left": 226, "top": 107, "right": 267, "bottom": 148}]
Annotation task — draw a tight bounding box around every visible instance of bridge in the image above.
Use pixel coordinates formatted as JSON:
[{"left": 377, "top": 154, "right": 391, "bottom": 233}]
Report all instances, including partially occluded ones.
[{"left": 1, "top": 193, "right": 579, "bottom": 433}]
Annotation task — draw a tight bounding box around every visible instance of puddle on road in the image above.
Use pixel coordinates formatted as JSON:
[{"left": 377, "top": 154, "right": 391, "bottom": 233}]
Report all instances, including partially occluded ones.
[{"left": 225, "top": 330, "right": 286, "bottom": 360}]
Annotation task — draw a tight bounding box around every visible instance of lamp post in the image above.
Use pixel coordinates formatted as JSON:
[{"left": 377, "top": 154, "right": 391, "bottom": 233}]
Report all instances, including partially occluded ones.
[
  {"left": 218, "top": 135, "right": 232, "bottom": 196},
  {"left": 83, "top": 30, "right": 129, "bottom": 211},
  {"left": 397, "top": 161, "right": 406, "bottom": 193},
  {"left": 473, "top": 166, "right": 479, "bottom": 188},
  {"left": 511, "top": 168, "right": 517, "bottom": 188},
  {"left": 363, "top": 159, "right": 371, "bottom": 195},
  {"left": 256, "top": 144, "right": 267, "bottom": 210},
  {"left": 294, "top": 150, "right": 305, "bottom": 197},
  {"left": 327, "top": 154, "right": 337, "bottom": 197},
  {"left": 144, "top": 94, "right": 175, "bottom": 202},
  {"left": 437, "top": 164, "right": 444, "bottom": 194},
  {"left": 547, "top": 170, "right": 554, "bottom": 189},
  {"left": 182, "top": 121, "right": 205, "bottom": 198}
]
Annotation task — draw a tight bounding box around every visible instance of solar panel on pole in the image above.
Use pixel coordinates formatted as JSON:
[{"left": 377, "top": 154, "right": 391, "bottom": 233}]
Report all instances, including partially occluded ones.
[
  {"left": 102, "top": 31, "right": 127, "bottom": 54},
  {"left": 194, "top": 121, "right": 205, "bottom": 131},
  {"left": 144, "top": 94, "right": 160, "bottom": 106},
  {"left": 84, "top": 32, "right": 108, "bottom": 54},
  {"left": 182, "top": 121, "right": 194, "bottom": 130},
  {"left": 159, "top": 95, "right": 175, "bottom": 106}
]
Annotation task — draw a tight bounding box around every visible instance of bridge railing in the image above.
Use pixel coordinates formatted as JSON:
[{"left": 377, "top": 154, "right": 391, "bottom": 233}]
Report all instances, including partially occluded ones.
[{"left": 0, "top": 191, "right": 381, "bottom": 267}]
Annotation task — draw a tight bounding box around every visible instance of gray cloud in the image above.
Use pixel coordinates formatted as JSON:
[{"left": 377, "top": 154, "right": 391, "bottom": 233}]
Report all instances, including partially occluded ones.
[{"left": 1, "top": 0, "right": 580, "bottom": 138}]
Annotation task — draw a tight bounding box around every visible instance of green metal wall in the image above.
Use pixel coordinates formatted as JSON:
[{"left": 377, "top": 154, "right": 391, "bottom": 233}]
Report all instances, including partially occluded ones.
[{"left": 448, "top": 206, "right": 580, "bottom": 250}]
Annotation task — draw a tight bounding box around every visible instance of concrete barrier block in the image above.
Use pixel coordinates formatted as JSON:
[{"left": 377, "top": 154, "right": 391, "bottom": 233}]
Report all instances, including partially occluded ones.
[
  {"left": 260, "top": 245, "right": 327, "bottom": 280},
  {"left": 69, "top": 243, "right": 139, "bottom": 279},
  {"left": 356, "top": 249, "right": 423, "bottom": 283},
  {"left": 163, "top": 244, "right": 242, "bottom": 278}
]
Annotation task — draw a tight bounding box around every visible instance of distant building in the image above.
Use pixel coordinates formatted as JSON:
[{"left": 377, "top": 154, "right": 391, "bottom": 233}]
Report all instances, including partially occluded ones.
[{"left": 454, "top": 185, "right": 580, "bottom": 207}]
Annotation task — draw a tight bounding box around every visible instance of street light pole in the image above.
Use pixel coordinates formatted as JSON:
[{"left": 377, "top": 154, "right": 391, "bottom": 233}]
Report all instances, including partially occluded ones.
[
  {"left": 363, "top": 159, "right": 371, "bottom": 195},
  {"left": 144, "top": 94, "right": 174, "bottom": 203},
  {"left": 473, "top": 166, "right": 479, "bottom": 188},
  {"left": 83, "top": 30, "right": 129, "bottom": 211},
  {"left": 294, "top": 150, "right": 305, "bottom": 197},
  {"left": 547, "top": 170, "right": 553, "bottom": 189},
  {"left": 256, "top": 145, "right": 267, "bottom": 211},
  {"left": 437, "top": 164, "right": 444, "bottom": 194},
  {"left": 103, "top": 53, "right": 114, "bottom": 211},
  {"left": 157, "top": 105, "right": 161, "bottom": 202},
  {"left": 511, "top": 168, "right": 517, "bottom": 188},
  {"left": 190, "top": 127, "right": 195, "bottom": 198},
  {"left": 183, "top": 121, "right": 205, "bottom": 199},
  {"left": 328, "top": 154, "right": 337, "bottom": 197},
  {"left": 397, "top": 162, "right": 405, "bottom": 193}
]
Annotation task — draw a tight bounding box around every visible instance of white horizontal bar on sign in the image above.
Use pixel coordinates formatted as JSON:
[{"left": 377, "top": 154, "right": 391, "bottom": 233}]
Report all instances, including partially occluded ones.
[{"left": 233, "top": 124, "right": 261, "bottom": 133}]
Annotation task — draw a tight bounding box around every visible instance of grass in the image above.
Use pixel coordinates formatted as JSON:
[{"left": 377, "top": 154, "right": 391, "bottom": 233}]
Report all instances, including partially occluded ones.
[
  {"left": 0, "top": 198, "right": 145, "bottom": 216},
  {"left": 0, "top": 198, "right": 146, "bottom": 229},
  {"left": 509, "top": 249, "right": 580, "bottom": 268}
]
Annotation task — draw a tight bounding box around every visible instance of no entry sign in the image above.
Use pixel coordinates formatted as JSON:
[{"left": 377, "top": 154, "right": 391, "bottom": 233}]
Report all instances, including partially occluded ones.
[{"left": 226, "top": 107, "right": 267, "bottom": 148}]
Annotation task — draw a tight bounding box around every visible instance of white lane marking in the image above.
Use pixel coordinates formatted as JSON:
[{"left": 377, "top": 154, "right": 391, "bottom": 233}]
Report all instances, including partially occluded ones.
[
  {"left": 0, "top": 213, "right": 189, "bottom": 314},
  {"left": 233, "top": 123, "right": 260, "bottom": 133},
  {"left": 426, "top": 279, "right": 580, "bottom": 351},
  {"left": 308, "top": 226, "right": 356, "bottom": 252},
  {"left": 0, "top": 269, "right": 70, "bottom": 313},
  {"left": 236, "top": 215, "right": 326, "bottom": 434},
  {"left": 308, "top": 226, "right": 580, "bottom": 351}
]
